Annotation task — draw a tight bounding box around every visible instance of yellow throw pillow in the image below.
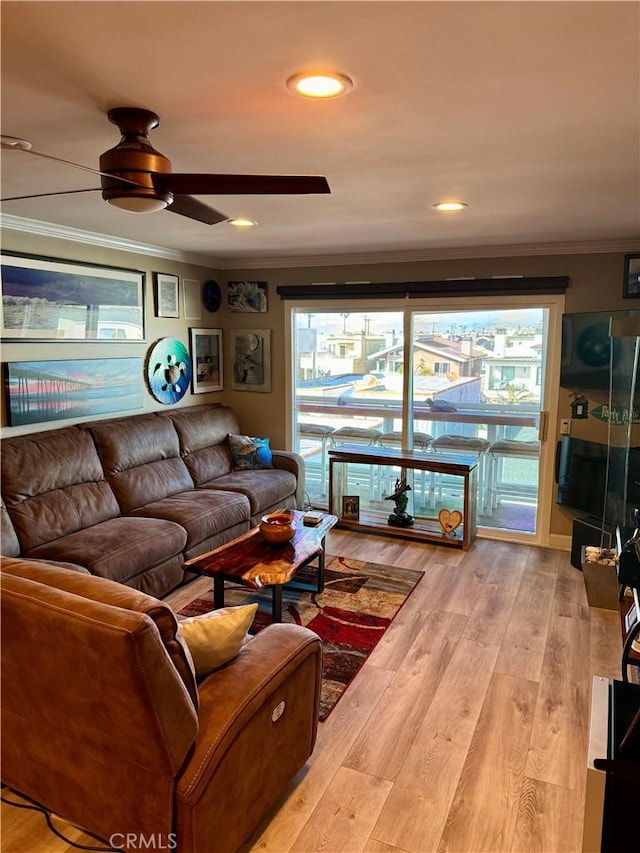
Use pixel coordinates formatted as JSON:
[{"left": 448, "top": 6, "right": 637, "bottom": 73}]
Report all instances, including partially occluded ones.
[{"left": 178, "top": 604, "right": 258, "bottom": 678}]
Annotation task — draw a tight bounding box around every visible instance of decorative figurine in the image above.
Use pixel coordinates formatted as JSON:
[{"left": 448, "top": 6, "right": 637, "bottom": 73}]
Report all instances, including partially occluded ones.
[{"left": 385, "top": 477, "right": 414, "bottom": 527}]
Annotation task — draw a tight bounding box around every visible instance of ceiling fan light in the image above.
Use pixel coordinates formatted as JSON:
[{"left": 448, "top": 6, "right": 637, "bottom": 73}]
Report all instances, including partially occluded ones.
[
  {"left": 106, "top": 196, "right": 169, "bottom": 214},
  {"left": 287, "top": 72, "right": 353, "bottom": 99}
]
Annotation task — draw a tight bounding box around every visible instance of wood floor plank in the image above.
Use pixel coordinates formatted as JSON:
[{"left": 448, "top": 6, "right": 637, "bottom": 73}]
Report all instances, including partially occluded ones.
[
  {"left": 525, "top": 614, "right": 591, "bottom": 791},
  {"left": 344, "top": 609, "right": 468, "bottom": 780},
  {"left": 371, "top": 639, "right": 499, "bottom": 852},
  {"left": 437, "top": 673, "right": 538, "bottom": 853},
  {"left": 246, "top": 664, "right": 394, "bottom": 852},
  {"left": 364, "top": 838, "right": 409, "bottom": 853},
  {"left": 511, "top": 776, "right": 585, "bottom": 853},
  {"left": 461, "top": 543, "right": 528, "bottom": 645},
  {"left": 553, "top": 559, "right": 590, "bottom": 620},
  {"left": 290, "top": 766, "right": 392, "bottom": 853},
  {"left": 495, "top": 549, "right": 559, "bottom": 681}
]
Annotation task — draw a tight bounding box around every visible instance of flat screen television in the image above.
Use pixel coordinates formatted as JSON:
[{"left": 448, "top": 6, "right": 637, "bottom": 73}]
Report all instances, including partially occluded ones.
[
  {"left": 560, "top": 310, "right": 640, "bottom": 391},
  {"left": 556, "top": 436, "right": 640, "bottom": 527}
]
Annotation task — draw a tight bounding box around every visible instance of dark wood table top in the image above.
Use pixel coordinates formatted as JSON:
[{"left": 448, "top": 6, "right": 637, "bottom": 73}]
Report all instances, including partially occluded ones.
[{"left": 183, "top": 509, "right": 338, "bottom": 588}]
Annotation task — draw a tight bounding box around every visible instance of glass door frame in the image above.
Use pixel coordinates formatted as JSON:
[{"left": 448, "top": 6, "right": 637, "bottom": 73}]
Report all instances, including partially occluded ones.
[{"left": 285, "top": 292, "right": 565, "bottom": 546}]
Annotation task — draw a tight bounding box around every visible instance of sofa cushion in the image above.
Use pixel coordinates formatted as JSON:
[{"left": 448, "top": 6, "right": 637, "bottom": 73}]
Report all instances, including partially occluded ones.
[
  {"left": 163, "top": 405, "right": 239, "bottom": 485},
  {"left": 201, "top": 469, "right": 298, "bottom": 516},
  {"left": 129, "top": 489, "right": 250, "bottom": 551},
  {"left": 1, "top": 427, "right": 121, "bottom": 552},
  {"left": 26, "top": 516, "right": 187, "bottom": 587},
  {"left": 87, "top": 415, "right": 195, "bottom": 513},
  {"left": 0, "top": 557, "right": 199, "bottom": 709},
  {"left": 178, "top": 604, "right": 258, "bottom": 678},
  {"left": 1, "top": 499, "right": 20, "bottom": 557},
  {"left": 228, "top": 434, "right": 273, "bottom": 471}
]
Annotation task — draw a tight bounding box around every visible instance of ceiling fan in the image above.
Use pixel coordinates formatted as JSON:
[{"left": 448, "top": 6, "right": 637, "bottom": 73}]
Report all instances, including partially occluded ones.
[{"left": 1, "top": 107, "right": 331, "bottom": 225}]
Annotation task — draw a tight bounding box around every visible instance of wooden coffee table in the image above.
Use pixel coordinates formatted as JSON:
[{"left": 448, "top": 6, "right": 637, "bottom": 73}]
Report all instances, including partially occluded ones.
[{"left": 183, "top": 510, "right": 338, "bottom": 622}]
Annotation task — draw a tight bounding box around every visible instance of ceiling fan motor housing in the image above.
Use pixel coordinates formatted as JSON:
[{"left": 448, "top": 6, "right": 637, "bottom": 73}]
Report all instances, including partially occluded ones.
[{"left": 100, "top": 107, "right": 174, "bottom": 206}]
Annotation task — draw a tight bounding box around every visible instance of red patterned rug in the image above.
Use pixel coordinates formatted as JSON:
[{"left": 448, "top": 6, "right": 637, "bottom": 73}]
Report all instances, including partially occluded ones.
[{"left": 178, "top": 555, "right": 423, "bottom": 721}]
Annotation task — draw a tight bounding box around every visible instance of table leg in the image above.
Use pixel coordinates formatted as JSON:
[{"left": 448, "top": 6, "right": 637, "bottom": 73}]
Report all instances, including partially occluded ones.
[
  {"left": 214, "top": 576, "right": 225, "bottom": 609},
  {"left": 272, "top": 585, "right": 283, "bottom": 623}
]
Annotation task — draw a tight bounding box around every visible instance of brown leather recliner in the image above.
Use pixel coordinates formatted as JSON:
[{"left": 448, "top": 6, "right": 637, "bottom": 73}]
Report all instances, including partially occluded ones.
[{"left": 0, "top": 557, "right": 322, "bottom": 853}]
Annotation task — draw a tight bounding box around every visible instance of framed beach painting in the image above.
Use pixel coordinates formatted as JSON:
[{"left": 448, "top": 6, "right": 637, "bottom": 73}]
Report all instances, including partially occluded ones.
[
  {"left": 5, "top": 357, "right": 143, "bottom": 426},
  {"left": 227, "top": 281, "right": 267, "bottom": 313},
  {"left": 1, "top": 252, "right": 145, "bottom": 341}
]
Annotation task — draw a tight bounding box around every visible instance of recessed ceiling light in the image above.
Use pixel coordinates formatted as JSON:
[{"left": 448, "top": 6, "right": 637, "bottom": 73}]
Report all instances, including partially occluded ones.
[
  {"left": 433, "top": 201, "right": 469, "bottom": 211},
  {"left": 228, "top": 218, "right": 257, "bottom": 228},
  {"left": 286, "top": 71, "right": 353, "bottom": 99}
]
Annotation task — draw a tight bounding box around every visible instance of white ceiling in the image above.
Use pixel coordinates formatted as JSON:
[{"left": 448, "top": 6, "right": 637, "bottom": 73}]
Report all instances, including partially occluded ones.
[{"left": 1, "top": 1, "right": 639, "bottom": 268}]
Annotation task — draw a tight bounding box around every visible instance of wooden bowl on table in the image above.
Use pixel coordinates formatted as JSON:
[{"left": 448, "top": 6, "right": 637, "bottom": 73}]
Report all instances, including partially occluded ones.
[{"left": 260, "top": 511, "right": 296, "bottom": 545}]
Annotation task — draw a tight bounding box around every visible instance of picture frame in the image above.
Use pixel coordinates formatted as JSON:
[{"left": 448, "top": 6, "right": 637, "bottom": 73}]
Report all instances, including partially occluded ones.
[
  {"left": 183, "top": 279, "right": 202, "bottom": 320},
  {"left": 1, "top": 251, "right": 145, "bottom": 342},
  {"left": 153, "top": 272, "right": 179, "bottom": 318},
  {"left": 342, "top": 495, "right": 360, "bottom": 521},
  {"left": 623, "top": 253, "right": 640, "bottom": 299},
  {"left": 189, "top": 327, "right": 223, "bottom": 393},
  {"left": 228, "top": 281, "right": 268, "bottom": 313},
  {"left": 5, "top": 357, "right": 143, "bottom": 426},
  {"left": 230, "top": 328, "right": 271, "bottom": 392}
]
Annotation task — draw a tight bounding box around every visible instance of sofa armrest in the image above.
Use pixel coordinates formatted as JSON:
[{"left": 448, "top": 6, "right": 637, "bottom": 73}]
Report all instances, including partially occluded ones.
[
  {"left": 174, "top": 623, "right": 321, "bottom": 852},
  {"left": 271, "top": 450, "right": 306, "bottom": 509}
]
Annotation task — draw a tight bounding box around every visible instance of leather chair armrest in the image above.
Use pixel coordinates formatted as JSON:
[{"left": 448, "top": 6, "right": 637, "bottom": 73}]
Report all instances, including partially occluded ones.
[
  {"left": 271, "top": 450, "right": 306, "bottom": 509},
  {"left": 175, "top": 623, "right": 321, "bottom": 800}
]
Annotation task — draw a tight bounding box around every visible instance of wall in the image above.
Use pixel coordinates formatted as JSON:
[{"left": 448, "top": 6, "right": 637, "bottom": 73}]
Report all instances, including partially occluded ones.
[{"left": 2, "top": 225, "right": 637, "bottom": 543}]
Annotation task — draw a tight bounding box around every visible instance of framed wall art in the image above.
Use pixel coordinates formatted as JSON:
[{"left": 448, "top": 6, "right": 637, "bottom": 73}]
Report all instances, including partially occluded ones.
[
  {"left": 146, "top": 337, "right": 192, "bottom": 405},
  {"left": 1, "top": 252, "right": 145, "bottom": 341},
  {"left": 228, "top": 281, "right": 267, "bottom": 313},
  {"left": 623, "top": 253, "right": 640, "bottom": 299},
  {"left": 189, "top": 327, "right": 223, "bottom": 393},
  {"left": 5, "top": 357, "right": 143, "bottom": 427},
  {"left": 230, "top": 328, "right": 271, "bottom": 392},
  {"left": 183, "top": 279, "right": 202, "bottom": 320},
  {"left": 153, "top": 272, "right": 179, "bottom": 318}
]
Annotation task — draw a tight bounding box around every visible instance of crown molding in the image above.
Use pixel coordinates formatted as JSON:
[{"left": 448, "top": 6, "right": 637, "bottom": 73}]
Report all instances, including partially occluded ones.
[
  {"left": 217, "top": 238, "right": 640, "bottom": 269},
  {"left": 1, "top": 213, "right": 637, "bottom": 271},
  {"left": 0, "top": 214, "right": 218, "bottom": 269}
]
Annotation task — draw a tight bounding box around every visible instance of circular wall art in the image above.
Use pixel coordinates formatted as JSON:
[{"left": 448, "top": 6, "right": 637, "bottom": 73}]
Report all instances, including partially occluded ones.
[{"left": 146, "top": 337, "right": 192, "bottom": 405}]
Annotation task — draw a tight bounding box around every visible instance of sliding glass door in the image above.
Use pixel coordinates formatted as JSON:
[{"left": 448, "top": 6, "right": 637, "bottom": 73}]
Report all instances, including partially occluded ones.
[{"left": 290, "top": 298, "right": 558, "bottom": 539}]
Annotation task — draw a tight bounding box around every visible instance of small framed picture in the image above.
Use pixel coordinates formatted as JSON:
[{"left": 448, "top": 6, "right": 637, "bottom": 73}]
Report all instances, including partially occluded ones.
[
  {"left": 623, "top": 253, "right": 640, "bottom": 299},
  {"left": 342, "top": 496, "right": 360, "bottom": 521},
  {"left": 228, "top": 281, "right": 268, "bottom": 312},
  {"left": 153, "top": 272, "right": 179, "bottom": 318},
  {"left": 189, "top": 327, "right": 223, "bottom": 393},
  {"left": 183, "top": 279, "right": 202, "bottom": 320}
]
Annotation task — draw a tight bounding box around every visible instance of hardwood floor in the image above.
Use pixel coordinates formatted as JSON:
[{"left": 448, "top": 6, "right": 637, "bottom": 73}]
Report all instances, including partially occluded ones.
[{"left": 1, "top": 532, "right": 622, "bottom": 852}]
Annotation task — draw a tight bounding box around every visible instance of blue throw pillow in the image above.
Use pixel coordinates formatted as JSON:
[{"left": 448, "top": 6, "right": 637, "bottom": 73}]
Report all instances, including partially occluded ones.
[{"left": 228, "top": 433, "right": 273, "bottom": 471}]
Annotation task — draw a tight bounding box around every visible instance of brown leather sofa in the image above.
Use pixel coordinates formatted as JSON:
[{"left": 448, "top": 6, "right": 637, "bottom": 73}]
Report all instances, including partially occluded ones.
[
  {"left": 1, "top": 404, "right": 304, "bottom": 597},
  {"left": 1, "top": 557, "right": 322, "bottom": 853}
]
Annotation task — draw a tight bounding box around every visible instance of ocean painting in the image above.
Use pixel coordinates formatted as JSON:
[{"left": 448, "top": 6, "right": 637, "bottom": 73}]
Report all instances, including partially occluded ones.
[{"left": 6, "top": 358, "right": 143, "bottom": 426}]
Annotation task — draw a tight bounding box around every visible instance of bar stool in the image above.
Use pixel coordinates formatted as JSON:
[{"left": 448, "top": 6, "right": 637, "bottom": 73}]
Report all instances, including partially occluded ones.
[
  {"left": 297, "top": 423, "right": 335, "bottom": 495},
  {"left": 329, "top": 426, "right": 382, "bottom": 501},
  {"left": 378, "top": 431, "right": 434, "bottom": 503},
  {"left": 432, "top": 435, "right": 491, "bottom": 512},
  {"left": 487, "top": 439, "right": 540, "bottom": 513}
]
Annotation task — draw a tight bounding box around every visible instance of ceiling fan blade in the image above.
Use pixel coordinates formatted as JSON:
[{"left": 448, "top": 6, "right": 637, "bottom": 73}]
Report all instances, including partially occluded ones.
[
  {"left": 1, "top": 140, "right": 141, "bottom": 186},
  {"left": 166, "top": 195, "right": 229, "bottom": 225},
  {"left": 1, "top": 187, "right": 102, "bottom": 202},
  {"left": 153, "top": 174, "right": 330, "bottom": 195}
]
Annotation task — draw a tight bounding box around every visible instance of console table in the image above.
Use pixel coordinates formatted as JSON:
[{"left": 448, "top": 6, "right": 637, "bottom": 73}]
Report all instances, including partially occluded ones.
[{"left": 328, "top": 445, "right": 477, "bottom": 549}]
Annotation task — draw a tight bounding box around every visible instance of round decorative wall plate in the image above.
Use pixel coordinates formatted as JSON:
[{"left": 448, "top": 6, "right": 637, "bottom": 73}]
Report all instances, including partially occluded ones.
[
  {"left": 146, "top": 337, "right": 192, "bottom": 405},
  {"left": 203, "top": 280, "right": 221, "bottom": 313}
]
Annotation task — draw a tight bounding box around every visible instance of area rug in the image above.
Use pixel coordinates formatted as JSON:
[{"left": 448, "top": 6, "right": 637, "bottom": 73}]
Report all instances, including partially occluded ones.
[{"left": 178, "top": 555, "right": 423, "bottom": 721}]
